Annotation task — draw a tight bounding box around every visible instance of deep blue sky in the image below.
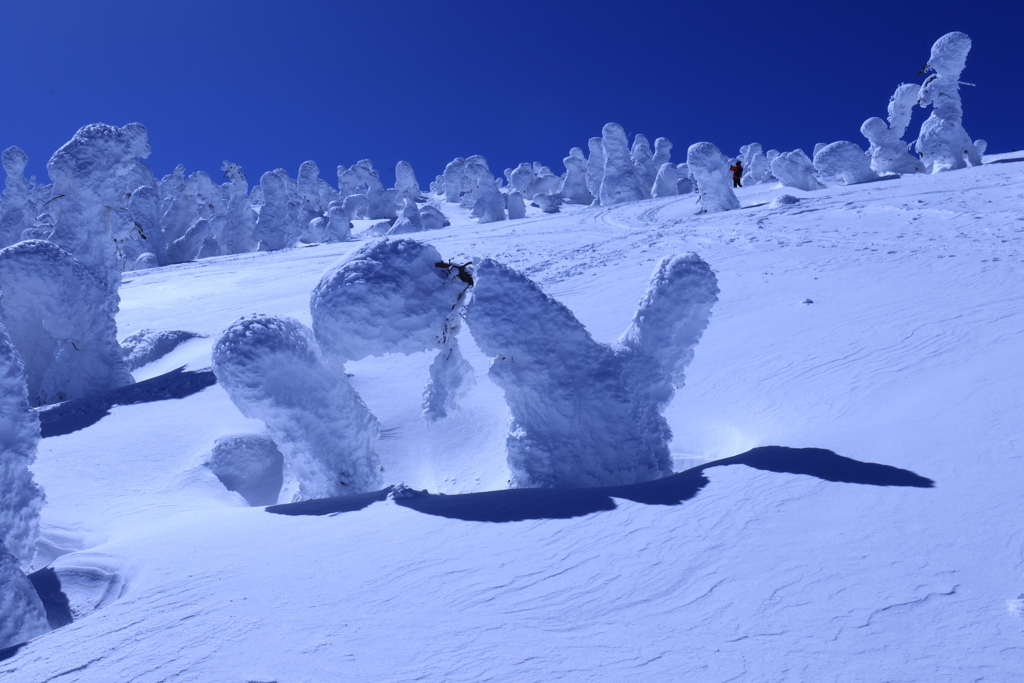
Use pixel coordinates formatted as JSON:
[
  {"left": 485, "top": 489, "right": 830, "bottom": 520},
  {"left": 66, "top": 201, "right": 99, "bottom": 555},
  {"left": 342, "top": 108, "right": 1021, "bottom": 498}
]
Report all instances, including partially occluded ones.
[{"left": 2, "top": 1, "right": 1019, "bottom": 187}]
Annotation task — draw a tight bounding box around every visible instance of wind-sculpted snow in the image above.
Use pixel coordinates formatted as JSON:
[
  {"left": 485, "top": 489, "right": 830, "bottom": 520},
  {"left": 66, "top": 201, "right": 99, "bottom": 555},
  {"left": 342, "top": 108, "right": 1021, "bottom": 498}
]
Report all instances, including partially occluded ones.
[
  {"left": 206, "top": 434, "right": 284, "bottom": 506},
  {"left": 466, "top": 257, "right": 716, "bottom": 488},
  {"left": 771, "top": 149, "right": 823, "bottom": 191},
  {"left": 916, "top": 31, "right": 981, "bottom": 172},
  {"left": 814, "top": 141, "right": 877, "bottom": 186},
  {"left": 599, "top": 123, "right": 644, "bottom": 205},
  {"left": 46, "top": 123, "right": 151, "bottom": 289},
  {"left": 0, "top": 542, "right": 48, "bottom": 651},
  {"left": 0, "top": 240, "right": 132, "bottom": 406},
  {"left": 119, "top": 329, "right": 203, "bottom": 371},
  {"left": 861, "top": 84, "right": 924, "bottom": 175},
  {"left": 0, "top": 326, "right": 43, "bottom": 571},
  {"left": 619, "top": 253, "right": 720, "bottom": 389},
  {"left": 310, "top": 238, "right": 469, "bottom": 364},
  {"left": 212, "top": 315, "right": 381, "bottom": 499},
  {"left": 687, "top": 142, "right": 740, "bottom": 212}
]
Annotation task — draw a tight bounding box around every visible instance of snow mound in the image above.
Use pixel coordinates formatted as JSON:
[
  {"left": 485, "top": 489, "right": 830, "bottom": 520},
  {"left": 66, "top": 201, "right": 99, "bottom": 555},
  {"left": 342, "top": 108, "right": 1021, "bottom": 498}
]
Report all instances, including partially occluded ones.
[
  {"left": 120, "top": 329, "right": 204, "bottom": 371},
  {"left": 0, "top": 240, "right": 132, "bottom": 406},
  {"left": 310, "top": 238, "right": 469, "bottom": 364},
  {"left": 769, "top": 194, "right": 801, "bottom": 208},
  {"left": 212, "top": 315, "right": 381, "bottom": 499},
  {"left": 206, "top": 434, "right": 284, "bottom": 506}
]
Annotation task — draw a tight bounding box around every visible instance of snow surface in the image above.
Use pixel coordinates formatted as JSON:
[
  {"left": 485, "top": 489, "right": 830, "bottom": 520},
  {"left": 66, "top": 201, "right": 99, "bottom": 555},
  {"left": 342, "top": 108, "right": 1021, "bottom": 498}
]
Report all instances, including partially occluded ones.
[{"left": 2, "top": 154, "right": 1024, "bottom": 680}]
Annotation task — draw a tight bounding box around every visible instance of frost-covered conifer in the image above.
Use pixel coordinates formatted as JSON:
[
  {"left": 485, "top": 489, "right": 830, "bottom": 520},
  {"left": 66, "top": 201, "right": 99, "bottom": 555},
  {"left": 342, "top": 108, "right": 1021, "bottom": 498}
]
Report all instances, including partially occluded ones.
[
  {"left": 631, "top": 133, "right": 657, "bottom": 199},
  {"left": 253, "top": 169, "right": 300, "bottom": 251},
  {"left": 508, "top": 163, "right": 534, "bottom": 196},
  {"left": 429, "top": 174, "right": 444, "bottom": 196},
  {"left": 338, "top": 160, "right": 382, "bottom": 198},
  {"left": 652, "top": 163, "right": 679, "bottom": 198},
  {"left": 46, "top": 123, "right": 152, "bottom": 288},
  {"left": 324, "top": 201, "right": 351, "bottom": 243},
  {"left": 533, "top": 194, "right": 561, "bottom": 214},
  {"left": 738, "top": 143, "right": 774, "bottom": 185},
  {"left": 0, "top": 542, "right": 48, "bottom": 650},
  {"left": 861, "top": 83, "right": 924, "bottom": 175},
  {"left": 0, "top": 240, "right": 133, "bottom": 405},
  {"left": 423, "top": 338, "right": 474, "bottom": 422},
  {"left": 311, "top": 238, "right": 468, "bottom": 363},
  {"left": 0, "top": 325, "right": 44, "bottom": 569},
  {"left": 296, "top": 161, "right": 325, "bottom": 241},
  {"left": 466, "top": 255, "right": 718, "bottom": 489},
  {"left": 585, "top": 137, "right": 605, "bottom": 200},
  {"left": 366, "top": 187, "right": 398, "bottom": 221},
  {"left": 618, "top": 253, "right": 720, "bottom": 388},
  {"left": 213, "top": 315, "right": 381, "bottom": 500},
  {"left": 599, "top": 123, "right": 644, "bottom": 205},
  {"left": 394, "top": 161, "right": 422, "bottom": 202},
  {"left": 126, "top": 185, "right": 167, "bottom": 265},
  {"left": 771, "top": 149, "right": 825, "bottom": 191},
  {"left": 915, "top": 31, "right": 981, "bottom": 172},
  {"left": 560, "top": 148, "right": 593, "bottom": 205},
  {"left": 676, "top": 163, "right": 693, "bottom": 194},
  {"left": 442, "top": 158, "right": 467, "bottom": 203},
  {"left": 389, "top": 197, "right": 425, "bottom": 234},
  {"left": 687, "top": 142, "right": 740, "bottom": 213},
  {"left": 219, "top": 161, "right": 256, "bottom": 254},
  {"left": 0, "top": 147, "right": 38, "bottom": 249},
  {"left": 652, "top": 137, "right": 673, "bottom": 169},
  {"left": 813, "top": 141, "right": 877, "bottom": 185},
  {"left": 506, "top": 191, "right": 526, "bottom": 219}
]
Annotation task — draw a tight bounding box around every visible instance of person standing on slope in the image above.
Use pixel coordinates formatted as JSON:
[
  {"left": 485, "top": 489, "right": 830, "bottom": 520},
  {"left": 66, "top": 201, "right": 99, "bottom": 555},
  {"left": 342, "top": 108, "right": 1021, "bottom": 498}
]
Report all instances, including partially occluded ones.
[{"left": 729, "top": 159, "right": 743, "bottom": 188}]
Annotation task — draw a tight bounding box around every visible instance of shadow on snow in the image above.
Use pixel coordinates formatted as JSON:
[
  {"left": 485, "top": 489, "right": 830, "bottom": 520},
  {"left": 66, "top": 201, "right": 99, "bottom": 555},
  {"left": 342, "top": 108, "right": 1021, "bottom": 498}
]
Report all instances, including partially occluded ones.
[
  {"left": 267, "top": 446, "right": 934, "bottom": 523},
  {"left": 38, "top": 366, "right": 217, "bottom": 438}
]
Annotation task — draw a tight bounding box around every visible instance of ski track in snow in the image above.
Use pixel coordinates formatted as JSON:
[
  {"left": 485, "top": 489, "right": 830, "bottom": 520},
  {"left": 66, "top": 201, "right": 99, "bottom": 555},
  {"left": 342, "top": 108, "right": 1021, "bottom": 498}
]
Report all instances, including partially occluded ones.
[{"left": 4, "top": 156, "right": 1024, "bottom": 681}]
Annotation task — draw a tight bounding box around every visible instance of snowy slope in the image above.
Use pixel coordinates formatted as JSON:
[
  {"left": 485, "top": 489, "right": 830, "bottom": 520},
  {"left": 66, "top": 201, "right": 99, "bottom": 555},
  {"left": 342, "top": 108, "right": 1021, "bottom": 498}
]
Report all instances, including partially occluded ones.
[{"left": 3, "top": 156, "right": 1024, "bottom": 681}]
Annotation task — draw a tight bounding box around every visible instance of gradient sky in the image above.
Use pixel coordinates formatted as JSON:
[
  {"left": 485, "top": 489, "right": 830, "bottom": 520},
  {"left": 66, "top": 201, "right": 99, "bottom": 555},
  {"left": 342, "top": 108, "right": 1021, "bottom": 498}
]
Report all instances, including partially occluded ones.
[{"left": 2, "top": 1, "right": 1019, "bottom": 187}]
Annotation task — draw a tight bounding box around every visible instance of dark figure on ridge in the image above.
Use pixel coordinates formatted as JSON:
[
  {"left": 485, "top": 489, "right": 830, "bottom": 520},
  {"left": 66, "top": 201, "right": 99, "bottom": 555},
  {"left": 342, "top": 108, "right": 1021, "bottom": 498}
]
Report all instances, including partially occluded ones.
[{"left": 729, "top": 160, "right": 743, "bottom": 188}]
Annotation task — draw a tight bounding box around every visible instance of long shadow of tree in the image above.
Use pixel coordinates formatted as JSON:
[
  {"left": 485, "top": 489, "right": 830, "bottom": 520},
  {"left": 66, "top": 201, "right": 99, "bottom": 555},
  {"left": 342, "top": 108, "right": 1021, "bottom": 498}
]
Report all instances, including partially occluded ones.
[{"left": 268, "top": 446, "right": 934, "bottom": 523}]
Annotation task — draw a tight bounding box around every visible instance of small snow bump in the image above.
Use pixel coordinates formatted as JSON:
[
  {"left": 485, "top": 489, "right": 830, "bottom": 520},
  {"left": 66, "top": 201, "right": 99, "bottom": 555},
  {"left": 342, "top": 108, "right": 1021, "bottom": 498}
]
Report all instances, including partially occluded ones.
[{"left": 802, "top": 299, "right": 814, "bottom": 305}]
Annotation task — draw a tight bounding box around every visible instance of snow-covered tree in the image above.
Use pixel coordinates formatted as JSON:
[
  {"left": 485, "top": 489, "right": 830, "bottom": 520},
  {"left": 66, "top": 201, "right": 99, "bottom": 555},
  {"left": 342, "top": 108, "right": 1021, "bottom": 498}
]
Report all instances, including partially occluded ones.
[
  {"left": 0, "top": 542, "right": 48, "bottom": 650},
  {"left": 506, "top": 191, "right": 526, "bottom": 219},
  {"left": 311, "top": 238, "right": 468, "bottom": 363},
  {"left": 442, "top": 157, "right": 467, "bottom": 203},
  {"left": 219, "top": 161, "right": 256, "bottom": 254},
  {"left": 652, "top": 163, "right": 679, "bottom": 198},
  {"left": 599, "top": 123, "right": 644, "bottom": 205},
  {"left": 585, "top": 137, "right": 604, "bottom": 201},
  {"left": 0, "top": 240, "right": 133, "bottom": 405},
  {"left": 814, "top": 141, "right": 877, "bottom": 185},
  {"left": 394, "top": 161, "right": 422, "bottom": 203},
  {"left": 389, "top": 197, "right": 425, "bottom": 234},
  {"left": 771, "top": 149, "right": 824, "bottom": 191},
  {"left": 253, "top": 169, "right": 300, "bottom": 251},
  {"left": 652, "top": 137, "right": 673, "bottom": 169},
  {"left": 631, "top": 133, "right": 657, "bottom": 199},
  {"left": 465, "top": 254, "right": 718, "bottom": 489},
  {"left": 0, "top": 324, "right": 44, "bottom": 570},
  {"left": 861, "top": 83, "right": 925, "bottom": 175},
  {"left": 419, "top": 204, "right": 449, "bottom": 231},
  {"left": 561, "top": 148, "right": 593, "bottom": 205},
  {"left": 915, "top": 31, "right": 982, "bottom": 172},
  {"left": 687, "top": 142, "right": 740, "bottom": 213},
  {"left": 0, "top": 147, "right": 38, "bottom": 249},
  {"left": 738, "top": 143, "right": 774, "bottom": 185},
  {"left": 311, "top": 239, "right": 472, "bottom": 419},
  {"left": 212, "top": 314, "right": 381, "bottom": 500},
  {"left": 46, "top": 122, "right": 152, "bottom": 289}
]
